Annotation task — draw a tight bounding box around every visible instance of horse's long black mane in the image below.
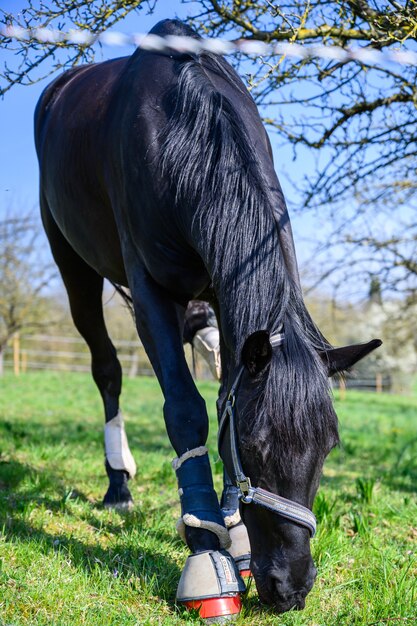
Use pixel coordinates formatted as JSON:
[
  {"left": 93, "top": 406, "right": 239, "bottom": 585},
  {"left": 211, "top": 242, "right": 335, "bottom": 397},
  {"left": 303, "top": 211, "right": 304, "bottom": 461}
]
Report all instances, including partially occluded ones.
[{"left": 160, "top": 50, "right": 339, "bottom": 466}]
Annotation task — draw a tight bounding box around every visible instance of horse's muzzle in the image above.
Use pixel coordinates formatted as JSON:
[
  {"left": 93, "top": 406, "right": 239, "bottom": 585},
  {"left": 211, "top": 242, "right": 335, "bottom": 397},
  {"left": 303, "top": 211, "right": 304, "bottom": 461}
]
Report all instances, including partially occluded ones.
[{"left": 255, "top": 564, "right": 317, "bottom": 613}]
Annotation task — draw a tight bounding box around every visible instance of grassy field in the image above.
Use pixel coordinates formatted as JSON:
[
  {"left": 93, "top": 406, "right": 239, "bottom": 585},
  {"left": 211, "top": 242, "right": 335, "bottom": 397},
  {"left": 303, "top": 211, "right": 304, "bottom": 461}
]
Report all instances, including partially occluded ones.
[{"left": 0, "top": 372, "right": 416, "bottom": 626}]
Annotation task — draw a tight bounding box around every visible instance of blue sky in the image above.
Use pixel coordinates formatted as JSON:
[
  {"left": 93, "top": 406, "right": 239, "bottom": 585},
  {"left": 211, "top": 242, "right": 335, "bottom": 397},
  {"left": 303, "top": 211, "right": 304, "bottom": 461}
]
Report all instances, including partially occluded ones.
[
  {"left": 0, "top": 1, "right": 199, "bottom": 213},
  {"left": 0, "top": 0, "right": 317, "bottom": 266}
]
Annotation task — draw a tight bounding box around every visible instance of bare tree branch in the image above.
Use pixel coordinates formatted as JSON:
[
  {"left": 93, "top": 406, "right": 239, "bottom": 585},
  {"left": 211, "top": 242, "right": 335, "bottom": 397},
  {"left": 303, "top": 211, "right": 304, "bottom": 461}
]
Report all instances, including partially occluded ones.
[{"left": 1, "top": 0, "right": 417, "bottom": 298}]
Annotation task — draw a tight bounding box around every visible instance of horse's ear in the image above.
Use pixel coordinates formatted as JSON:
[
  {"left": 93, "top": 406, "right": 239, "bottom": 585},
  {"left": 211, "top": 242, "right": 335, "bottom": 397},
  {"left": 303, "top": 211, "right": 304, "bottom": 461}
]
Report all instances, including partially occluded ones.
[
  {"left": 320, "top": 339, "right": 382, "bottom": 377},
  {"left": 242, "top": 331, "right": 273, "bottom": 376}
]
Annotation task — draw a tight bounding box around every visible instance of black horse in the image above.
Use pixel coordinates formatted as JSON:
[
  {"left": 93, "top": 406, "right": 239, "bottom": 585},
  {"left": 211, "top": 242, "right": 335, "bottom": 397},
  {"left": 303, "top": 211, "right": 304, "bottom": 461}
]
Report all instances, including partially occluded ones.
[{"left": 35, "top": 19, "right": 380, "bottom": 614}]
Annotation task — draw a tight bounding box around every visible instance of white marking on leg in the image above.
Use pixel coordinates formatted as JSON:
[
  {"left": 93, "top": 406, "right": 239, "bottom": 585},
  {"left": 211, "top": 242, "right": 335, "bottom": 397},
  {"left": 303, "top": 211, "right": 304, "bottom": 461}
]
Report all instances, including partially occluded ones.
[{"left": 104, "top": 411, "right": 136, "bottom": 478}]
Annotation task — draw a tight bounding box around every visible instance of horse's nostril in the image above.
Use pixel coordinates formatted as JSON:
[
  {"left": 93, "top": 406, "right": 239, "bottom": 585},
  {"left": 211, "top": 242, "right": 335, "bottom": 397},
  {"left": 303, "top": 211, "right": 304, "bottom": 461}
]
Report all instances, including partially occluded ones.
[
  {"left": 294, "top": 595, "right": 306, "bottom": 610},
  {"left": 269, "top": 577, "right": 308, "bottom": 610},
  {"left": 275, "top": 591, "right": 307, "bottom": 613},
  {"left": 268, "top": 574, "right": 287, "bottom": 597}
]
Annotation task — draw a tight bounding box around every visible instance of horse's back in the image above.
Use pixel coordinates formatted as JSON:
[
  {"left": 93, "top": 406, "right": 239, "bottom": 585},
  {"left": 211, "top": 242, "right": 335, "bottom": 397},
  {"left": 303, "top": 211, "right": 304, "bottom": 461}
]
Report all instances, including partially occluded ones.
[
  {"left": 34, "top": 19, "right": 276, "bottom": 296},
  {"left": 35, "top": 24, "right": 214, "bottom": 294}
]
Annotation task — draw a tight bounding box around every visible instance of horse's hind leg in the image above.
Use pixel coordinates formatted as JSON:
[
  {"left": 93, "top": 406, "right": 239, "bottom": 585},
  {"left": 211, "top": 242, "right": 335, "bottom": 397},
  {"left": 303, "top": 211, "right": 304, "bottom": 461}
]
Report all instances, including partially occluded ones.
[{"left": 41, "top": 205, "right": 135, "bottom": 509}]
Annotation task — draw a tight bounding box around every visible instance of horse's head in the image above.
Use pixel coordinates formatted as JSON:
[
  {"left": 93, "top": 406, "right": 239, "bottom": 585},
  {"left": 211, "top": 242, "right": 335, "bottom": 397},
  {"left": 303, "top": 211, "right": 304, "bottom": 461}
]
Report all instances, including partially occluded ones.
[{"left": 222, "top": 329, "right": 381, "bottom": 613}]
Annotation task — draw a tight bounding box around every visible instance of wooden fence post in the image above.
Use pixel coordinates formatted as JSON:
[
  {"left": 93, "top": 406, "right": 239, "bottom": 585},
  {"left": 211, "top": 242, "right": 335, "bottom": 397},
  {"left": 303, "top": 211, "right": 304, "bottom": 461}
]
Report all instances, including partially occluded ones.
[
  {"left": 128, "top": 352, "right": 139, "bottom": 378},
  {"left": 376, "top": 372, "right": 382, "bottom": 393},
  {"left": 13, "top": 333, "right": 20, "bottom": 376}
]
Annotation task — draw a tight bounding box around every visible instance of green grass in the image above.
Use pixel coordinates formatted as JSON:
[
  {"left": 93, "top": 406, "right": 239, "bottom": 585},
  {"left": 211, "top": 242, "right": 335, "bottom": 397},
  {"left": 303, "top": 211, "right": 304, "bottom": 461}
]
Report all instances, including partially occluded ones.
[{"left": 0, "top": 372, "right": 416, "bottom": 625}]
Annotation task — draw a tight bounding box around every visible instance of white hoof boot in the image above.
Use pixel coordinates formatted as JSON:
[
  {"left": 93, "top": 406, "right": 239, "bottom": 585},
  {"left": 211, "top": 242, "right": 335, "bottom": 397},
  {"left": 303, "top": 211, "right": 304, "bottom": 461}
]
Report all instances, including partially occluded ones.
[
  {"left": 177, "top": 550, "right": 245, "bottom": 621},
  {"left": 192, "top": 327, "right": 222, "bottom": 380},
  {"left": 228, "top": 522, "right": 251, "bottom": 578}
]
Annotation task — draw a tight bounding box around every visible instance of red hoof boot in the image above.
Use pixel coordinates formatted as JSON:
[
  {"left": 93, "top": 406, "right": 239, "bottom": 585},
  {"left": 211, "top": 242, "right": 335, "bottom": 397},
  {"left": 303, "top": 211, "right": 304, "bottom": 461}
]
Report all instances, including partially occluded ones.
[
  {"left": 185, "top": 596, "right": 242, "bottom": 620},
  {"left": 177, "top": 550, "right": 245, "bottom": 621}
]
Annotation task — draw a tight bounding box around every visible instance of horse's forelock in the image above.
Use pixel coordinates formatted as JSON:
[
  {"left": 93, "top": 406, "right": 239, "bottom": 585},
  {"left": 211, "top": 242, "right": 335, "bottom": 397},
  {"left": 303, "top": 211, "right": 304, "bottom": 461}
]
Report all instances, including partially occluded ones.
[{"left": 243, "top": 310, "right": 339, "bottom": 474}]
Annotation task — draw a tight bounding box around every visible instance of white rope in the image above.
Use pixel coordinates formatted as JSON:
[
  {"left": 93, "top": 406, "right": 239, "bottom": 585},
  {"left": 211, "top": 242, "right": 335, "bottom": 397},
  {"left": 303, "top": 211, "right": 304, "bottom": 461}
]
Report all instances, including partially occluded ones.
[{"left": 1, "top": 25, "right": 417, "bottom": 66}]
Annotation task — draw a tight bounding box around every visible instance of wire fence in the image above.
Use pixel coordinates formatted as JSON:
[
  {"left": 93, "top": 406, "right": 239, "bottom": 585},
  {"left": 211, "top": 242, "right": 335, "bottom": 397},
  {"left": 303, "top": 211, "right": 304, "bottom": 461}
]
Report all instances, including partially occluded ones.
[
  {"left": 4, "top": 333, "right": 395, "bottom": 393},
  {"left": 339, "top": 373, "right": 392, "bottom": 393},
  {"left": 1, "top": 25, "right": 417, "bottom": 66},
  {"left": 5, "top": 333, "right": 152, "bottom": 376},
  {"left": 4, "top": 333, "right": 214, "bottom": 379}
]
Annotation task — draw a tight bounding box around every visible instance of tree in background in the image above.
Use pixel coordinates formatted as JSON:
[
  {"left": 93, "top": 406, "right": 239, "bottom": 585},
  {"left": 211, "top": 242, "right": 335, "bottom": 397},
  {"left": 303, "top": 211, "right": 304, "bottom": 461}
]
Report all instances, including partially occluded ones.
[
  {"left": 189, "top": 1, "right": 417, "bottom": 300},
  {"left": 1, "top": 0, "right": 416, "bottom": 299},
  {"left": 0, "top": 213, "right": 56, "bottom": 373},
  {"left": 0, "top": 0, "right": 155, "bottom": 95},
  {"left": 306, "top": 276, "right": 417, "bottom": 391}
]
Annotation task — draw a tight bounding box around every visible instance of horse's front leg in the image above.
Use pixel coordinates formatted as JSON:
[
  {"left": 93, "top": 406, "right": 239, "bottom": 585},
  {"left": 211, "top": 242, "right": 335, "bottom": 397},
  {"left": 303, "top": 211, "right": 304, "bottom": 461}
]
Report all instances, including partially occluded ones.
[
  {"left": 126, "top": 262, "right": 244, "bottom": 618},
  {"left": 190, "top": 300, "right": 252, "bottom": 579}
]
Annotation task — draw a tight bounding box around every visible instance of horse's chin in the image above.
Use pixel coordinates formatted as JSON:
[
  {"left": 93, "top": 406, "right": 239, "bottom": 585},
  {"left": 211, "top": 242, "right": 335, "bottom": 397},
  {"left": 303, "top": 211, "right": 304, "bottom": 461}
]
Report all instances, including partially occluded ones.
[
  {"left": 258, "top": 590, "right": 307, "bottom": 613},
  {"left": 257, "top": 584, "right": 308, "bottom": 613}
]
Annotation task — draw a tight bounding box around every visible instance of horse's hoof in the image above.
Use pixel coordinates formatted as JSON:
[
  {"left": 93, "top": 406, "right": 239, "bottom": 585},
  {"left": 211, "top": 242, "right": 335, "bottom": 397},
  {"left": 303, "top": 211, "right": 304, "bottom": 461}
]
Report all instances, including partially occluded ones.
[
  {"left": 177, "top": 550, "right": 245, "bottom": 621},
  {"left": 103, "top": 498, "right": 134, "bottom": 512},
  {"left": 103, "top": 484, "right": 134, "bottom": 511}
]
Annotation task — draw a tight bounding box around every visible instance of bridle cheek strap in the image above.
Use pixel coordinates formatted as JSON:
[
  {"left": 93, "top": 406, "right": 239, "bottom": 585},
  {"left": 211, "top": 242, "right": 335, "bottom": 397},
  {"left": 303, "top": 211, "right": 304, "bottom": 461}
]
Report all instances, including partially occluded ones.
[
  {"left": 241, "top": 487, "right": 317, "bottom": 537},
  {"left": 218, "top": 330, "right": 317, "bottom": 538}
]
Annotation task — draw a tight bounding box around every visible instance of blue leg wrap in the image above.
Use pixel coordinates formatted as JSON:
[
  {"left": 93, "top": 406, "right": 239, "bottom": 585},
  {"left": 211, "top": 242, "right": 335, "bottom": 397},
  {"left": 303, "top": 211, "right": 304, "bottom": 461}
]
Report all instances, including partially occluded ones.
[
  {"left": 174, "top": 450, "right": 230, "bottom": 548},
  {"left": 177, "top": 453, "right": 225, "bottom": 526}
]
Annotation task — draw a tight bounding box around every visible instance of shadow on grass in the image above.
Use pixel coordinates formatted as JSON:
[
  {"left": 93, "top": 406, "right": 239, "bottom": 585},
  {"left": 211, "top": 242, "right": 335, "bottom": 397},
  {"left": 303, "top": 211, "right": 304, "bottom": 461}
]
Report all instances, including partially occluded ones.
[
  {"left": 0, "top": 462, "right": 181, "bottom": 606},
  {"left": 0, "top": 456, "right": 179, "bottom": 535},
  {"left": 0, "top": 458, "right": 82, "bottom": 507},
  {"left": 1, "top": 517, "right": 181, "bottom": 604},
  {"left": 0, "top": 412, "right": 173, "bottom": 455}
]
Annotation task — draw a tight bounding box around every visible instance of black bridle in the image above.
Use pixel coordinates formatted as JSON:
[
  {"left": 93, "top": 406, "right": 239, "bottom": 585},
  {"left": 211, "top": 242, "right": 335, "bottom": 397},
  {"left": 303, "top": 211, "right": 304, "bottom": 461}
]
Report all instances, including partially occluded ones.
[{"left": 218, "top": 331, "right": 317, "bottom": 537}]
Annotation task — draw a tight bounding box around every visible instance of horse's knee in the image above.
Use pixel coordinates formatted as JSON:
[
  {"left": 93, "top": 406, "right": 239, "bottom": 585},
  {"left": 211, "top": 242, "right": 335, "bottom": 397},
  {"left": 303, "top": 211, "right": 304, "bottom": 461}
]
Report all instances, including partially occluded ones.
[
  {"left": 163, "top": 392, "right": 208, "bottom": 453},
  {"left": 92, "top": 352, "right": 122, "bottom": 397}
]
